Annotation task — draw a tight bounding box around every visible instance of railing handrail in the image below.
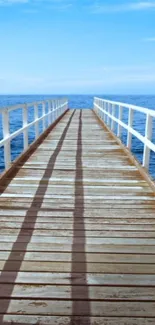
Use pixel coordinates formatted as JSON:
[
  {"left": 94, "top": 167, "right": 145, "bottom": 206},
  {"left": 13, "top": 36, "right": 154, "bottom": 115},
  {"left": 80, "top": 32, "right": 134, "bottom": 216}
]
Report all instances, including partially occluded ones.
[
  {"left": 94, "top": 97, "right": 155, "bottom": 170},
  {"left": 0, "top": 98, "right": 68, "bottom": 113},
  {"left": 0, "top": 97, "right": 68, "bottom": 171},
  {"left": 94, "top": 97, "right": 155, "bottom": 118}
]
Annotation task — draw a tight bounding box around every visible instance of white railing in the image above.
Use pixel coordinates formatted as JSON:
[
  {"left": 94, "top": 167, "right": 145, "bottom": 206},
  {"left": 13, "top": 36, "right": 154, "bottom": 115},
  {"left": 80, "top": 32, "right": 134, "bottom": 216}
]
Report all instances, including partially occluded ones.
[
  {"left": 0, "top": 98, "right": 68, "bottom": 170},
  {"left": 94, "top": 97, "right": 155, "bottom": 169}
]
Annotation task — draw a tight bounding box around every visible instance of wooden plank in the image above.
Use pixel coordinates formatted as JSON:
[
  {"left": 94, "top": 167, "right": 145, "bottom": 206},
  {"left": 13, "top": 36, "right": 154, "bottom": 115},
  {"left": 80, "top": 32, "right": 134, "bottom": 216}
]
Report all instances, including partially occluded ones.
[
  {"left": 1, "top": 284, "right": 155, "bottom": 300},
  {"left": 2, "top": 236, "right": 155, "bottom": 245},
  {"left": 1, "top": 208, "right": 155, "bottom": 217},
  {"left": 2, "top": 217, "right": 155, "bottom": 224},
  {"left": 1, "top": 228, "right": 155, "bottom": 238},
  {"left": 0, "top": 108, "right": 155, "bottom": 323},
  {"left": 2, "top": 221, "right": 155, "bottom": 230},
  {"left": 1, "top": 242, "right": 155, "bottom": 254},
  {"left": 0, "top": 261, "right": 155, "bottom": 273},
  {"left": 0, "top": 299, "right": 155, "bottom": 316},
  {"left": 2, "top": 186, "right": 152, "bottom": 195},
  {"left": 0, "top": 202, "right": 155, "bottom": 209},
  {"left": 1, "top": 272, "right": 155, "bottom": 286},
  {"left": 1, "top": 252, "right": 155, "bottom": 263},
  {"left": 1, "top": 188, "right": 154, "bottom": 197},
  {"left": 1, "top": 315, "right": 155, "bottom": 325}
]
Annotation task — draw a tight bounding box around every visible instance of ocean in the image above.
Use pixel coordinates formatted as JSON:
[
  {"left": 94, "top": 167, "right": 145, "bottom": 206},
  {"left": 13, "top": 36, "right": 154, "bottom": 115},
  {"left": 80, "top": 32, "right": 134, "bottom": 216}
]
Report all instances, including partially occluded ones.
[{"left": 0, "top": 94, "right": 155, "bottom": 179}]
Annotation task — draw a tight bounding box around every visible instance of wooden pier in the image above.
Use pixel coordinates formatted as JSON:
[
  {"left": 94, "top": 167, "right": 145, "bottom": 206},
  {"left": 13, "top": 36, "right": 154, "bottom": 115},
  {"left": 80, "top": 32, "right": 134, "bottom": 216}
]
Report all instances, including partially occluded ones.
[{"left": 0, "top": 103, "right": 155, "bottom": 324}]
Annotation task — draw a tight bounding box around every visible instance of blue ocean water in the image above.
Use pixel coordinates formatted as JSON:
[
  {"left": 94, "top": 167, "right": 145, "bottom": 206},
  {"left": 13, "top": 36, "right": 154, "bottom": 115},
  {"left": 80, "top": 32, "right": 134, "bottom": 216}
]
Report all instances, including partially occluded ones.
[{"left": 0, "top": 94, "right": 155, "bottom": 179}]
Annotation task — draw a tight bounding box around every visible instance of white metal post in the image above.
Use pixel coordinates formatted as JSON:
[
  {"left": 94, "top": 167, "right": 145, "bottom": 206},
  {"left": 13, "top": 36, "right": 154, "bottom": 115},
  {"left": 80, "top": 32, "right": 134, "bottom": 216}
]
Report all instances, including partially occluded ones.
[
  {"left": 2, "top": 110, "right": 11, "bottom": 169},
  {"left": 56, "top": 100, "right": 58, "bottom": 120},
  {"left": 95, "top": 98, "right": 97, "bottom": 112},
  {"left": 51, "top": 100, "right": 54, "bottom": 124},
  {"left": 59, "top": 100, "right": 60, "bottom": 118},
  {"left": 143, "top": 114, "right": 153, "bottom": 169},
  {"left": 54, "top": 100, "right": 57, "bottom": 121},
  {"left": 61, "top": 99, "right": 63, "bottom": 115},
  {"left": 107, "top": 103, "right": 111, "bottom": 126},
  {"left": 97, "top": 99, "right": 99, "bottom": 117},
  {"left": 55, "top": 100, "right": 57, "bottom": 121},
  {"left": 57, "top": 100, "right": 59, "bottom": 119},
  {"left": 101, "top": 100, "right": 103, "bottom": 120},
  {"left": 95, "top": 98, "right": 98, "bottom": 116},
  {"left": 51, "top": 100, "right": 53, "bottom": 122},
  {"left": 42, "top": 102, "right": 46, "bottom": 131},
  {"left": 102, "top": 101, "right": 105, "bottom": 121},
  {"left": 56, "top": 99, "right": 60, "bottom": 119},
  {"left": 0, "top": 97, "right": 70, "bottom": 173},
  {"left": 105, "top": 102, "right": 108, "bottom": 124},
  {"left": 48, "top": 100, "right": 52, "bottom": 125},
  {"left": 65, "top": 99, "right": 68, "bottom": 111},
  {"left": 60, "top": 99, "right": 62, "bottom": 116},
  {"left": 98, "top": 99, "right": 100, "bottom": 117},
  {"left": 98, "top": 99, "right": 100, "bottom": 118},
  {"left": 127, "top": 108, "right": 134, "bottom": 148},
  {"left": 117, "top": 105, "right": 123, "bottom": 137},
  {"left": 111, "top": 104, "right": 115, "bottom": 131},
  {"left": 34, "top": 103, "right": 39, "bottom": 139},
  {"left": 47, "top": 100, "right": 51, "bottom": 126},
  {"left": 59, "top": 99, "right": 61, "bottom": 116},
  {"left": 58, "top": 99, "right": 60, "bottom": 117},
  {"left": 23, "top": 104, "right": 28, "bottom": 150},
  {"left": 54, "top": 99, "right": 58, "bottom": 120},
  {"left": 100, "top": 100, "right": 102, "bottom": 119}
]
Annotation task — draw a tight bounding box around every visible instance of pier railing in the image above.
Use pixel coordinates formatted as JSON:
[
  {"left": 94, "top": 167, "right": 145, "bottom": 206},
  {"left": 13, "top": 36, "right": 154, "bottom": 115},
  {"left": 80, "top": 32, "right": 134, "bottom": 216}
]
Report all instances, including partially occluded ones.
[
  {"left": 0, "top": 98, "right": 68, "bottom": 170},
  {"left": 94, "top": 97, "right": 155, "bottom": 169}
]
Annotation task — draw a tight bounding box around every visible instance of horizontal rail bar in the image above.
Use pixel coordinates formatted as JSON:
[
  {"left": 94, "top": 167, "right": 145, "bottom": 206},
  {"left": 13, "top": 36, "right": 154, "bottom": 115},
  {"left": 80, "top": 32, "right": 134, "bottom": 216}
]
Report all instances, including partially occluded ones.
[
  {"left": 94, "top": 97, "right": 155, "bottom": 170},
  {"left": 95, "top": 104, "right": 155, "bottom": 153},
  {"left": 0, "top": 98, "right": 68, "bottom": 171},
  {"left": 94, "top": 97, "right": 155, "bottom": 117},
  {"left": 0, "top": 98, "right": 67, "bottom": 113}
]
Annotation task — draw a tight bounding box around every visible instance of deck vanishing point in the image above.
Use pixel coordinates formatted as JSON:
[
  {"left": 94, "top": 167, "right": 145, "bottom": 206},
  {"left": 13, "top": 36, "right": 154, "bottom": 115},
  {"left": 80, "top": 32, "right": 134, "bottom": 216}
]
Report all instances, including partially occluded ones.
[{"left": 0, "top": 99, "right": 155, "bottom": 325}]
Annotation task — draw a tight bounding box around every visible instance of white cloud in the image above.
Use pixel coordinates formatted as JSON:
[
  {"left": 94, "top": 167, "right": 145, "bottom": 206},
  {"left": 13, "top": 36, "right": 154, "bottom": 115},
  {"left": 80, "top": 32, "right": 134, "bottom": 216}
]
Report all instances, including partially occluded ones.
[
  {"left": 143, "top": 37, "right": 155, "bottom": 41},
  {"left": 1, "top": 68, "right": 155, "bottom": 94},
  {"left": 47, "top": 2, "right": 73, "bottom": 11},
  {"left": 0, "top": 0, "right": 28, "bottom": 4},
  {"left": 91, "top": 1, "right": 155, "bottom": 13},
  {"left": 0, "top": 0, "right": 73, "bottom": 7}
]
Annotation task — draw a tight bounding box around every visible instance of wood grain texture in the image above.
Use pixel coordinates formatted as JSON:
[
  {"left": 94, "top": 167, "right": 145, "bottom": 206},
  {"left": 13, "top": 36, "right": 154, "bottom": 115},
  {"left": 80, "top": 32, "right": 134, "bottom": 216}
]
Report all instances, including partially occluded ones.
[
  {"left": 1, "top": 316, "right": 155, "bottom": 325},
  {"left": 0, "top": 109, "right": 155, "bottom": 325}
]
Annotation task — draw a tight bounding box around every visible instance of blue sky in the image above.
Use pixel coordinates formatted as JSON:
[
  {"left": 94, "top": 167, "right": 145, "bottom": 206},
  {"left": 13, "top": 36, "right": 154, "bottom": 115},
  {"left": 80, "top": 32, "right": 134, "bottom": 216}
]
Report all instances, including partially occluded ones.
[{"left": 0, "top": 0, "right": 155, "bottom": 94}]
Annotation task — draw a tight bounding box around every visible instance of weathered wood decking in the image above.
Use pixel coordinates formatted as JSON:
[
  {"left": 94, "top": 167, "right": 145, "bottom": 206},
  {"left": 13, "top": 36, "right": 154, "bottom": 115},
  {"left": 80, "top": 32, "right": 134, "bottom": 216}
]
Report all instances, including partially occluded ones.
[{"left": 0, "top": 109, "right": 155, "bottom": 324}]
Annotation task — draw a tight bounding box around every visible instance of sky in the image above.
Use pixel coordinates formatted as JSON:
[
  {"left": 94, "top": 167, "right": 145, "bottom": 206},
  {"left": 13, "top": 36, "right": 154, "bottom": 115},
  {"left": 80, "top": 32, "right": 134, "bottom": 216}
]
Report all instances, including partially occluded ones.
[{"left": 0, "top": 0, "right": 155, "bottom": 94}]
